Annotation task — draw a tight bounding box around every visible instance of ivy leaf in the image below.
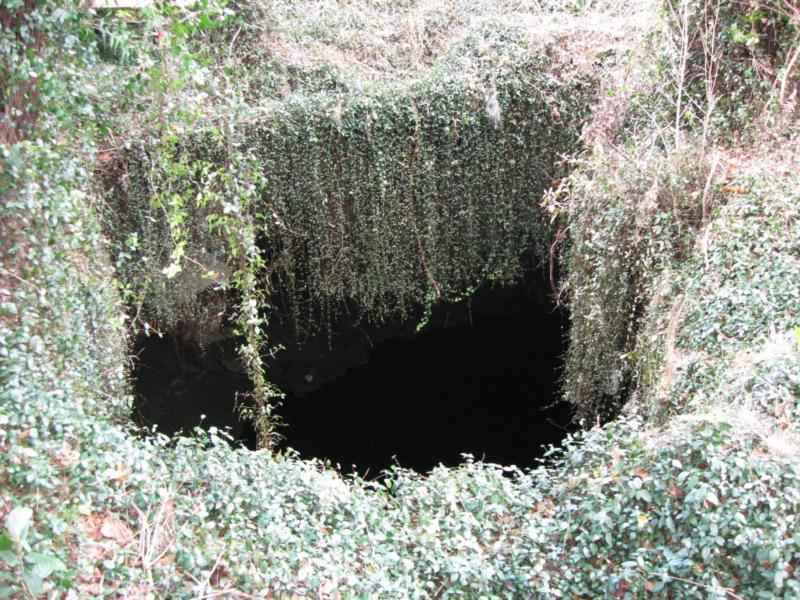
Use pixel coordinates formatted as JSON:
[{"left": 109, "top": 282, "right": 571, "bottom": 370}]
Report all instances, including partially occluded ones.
[
  {"left": 0, "top": 534, "right": 15, "bottom": 565},
  {"left": 21, "top": 571, "right": 43, "bottom": 596},
  {"left": 5, "top": 507, "right": 32, "bottom": 544},
  {"left": 25, "top": 552, "right": 66, "bottom": 578},
  {"left": 161, "top": 262, "right": 183, "bottom": 279}
]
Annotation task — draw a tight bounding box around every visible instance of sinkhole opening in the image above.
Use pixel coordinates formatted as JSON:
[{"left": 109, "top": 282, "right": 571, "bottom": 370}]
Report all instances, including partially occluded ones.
[{"left": 131, "top": 273, "right": 571, "bottom": 475}]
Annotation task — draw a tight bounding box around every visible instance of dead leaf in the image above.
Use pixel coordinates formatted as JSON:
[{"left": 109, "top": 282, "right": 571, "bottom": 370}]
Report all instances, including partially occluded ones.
[
  {"left": 54, "top": 444, "right": 79, "bottom": 468},
  {"left": 721, "top": 185, "right": 747, "bottom": 194},
  {"left": 209, "top": 563, "right": 228, "bottom": 586},
  {"left": 668, "top": 482, "right": 682, "bottom": 498},
  {"left": 82, "top": 513, "right": 105, "bottom": 541},
  {"left": 101, "top": 517, "right": 134, "bottom": 546},
  {"left": 102, "top": 465, "right": 130, "bottom": 483}
]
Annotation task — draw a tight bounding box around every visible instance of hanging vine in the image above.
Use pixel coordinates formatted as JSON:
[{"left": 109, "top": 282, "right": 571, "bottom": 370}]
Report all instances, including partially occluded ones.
[{"left": 110, "top": 18, "right": 601, "bottom": 443}]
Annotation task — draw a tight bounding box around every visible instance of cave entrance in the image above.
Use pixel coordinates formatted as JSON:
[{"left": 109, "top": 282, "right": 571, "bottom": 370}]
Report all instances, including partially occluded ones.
[
  {"left": 132, "top": 332, "right": 252, "bottom": 442},
  {"left": 275, "top": 277, "right": 569, "bottom": 476},
  {"left": 132, "top": 271, "right": 571, "bottom": 475}
]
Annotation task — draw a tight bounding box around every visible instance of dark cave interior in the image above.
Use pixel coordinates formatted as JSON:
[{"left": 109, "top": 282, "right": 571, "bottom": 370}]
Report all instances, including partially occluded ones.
[{"left": 132, "top": 273, "right": 571, "bottom": 476}]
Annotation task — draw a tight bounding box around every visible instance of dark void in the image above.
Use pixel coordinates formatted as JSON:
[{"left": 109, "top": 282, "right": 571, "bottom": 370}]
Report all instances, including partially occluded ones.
[
  {"left": 132, "top": 274, "right": 571, "bottom": 476},
  {"left": 273, "top": 277, "right": 570, "bottom": 476}
]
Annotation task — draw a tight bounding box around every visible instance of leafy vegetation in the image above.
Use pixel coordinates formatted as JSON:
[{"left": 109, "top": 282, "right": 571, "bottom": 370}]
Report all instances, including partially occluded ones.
[
  {"left": 116, "top": 37, "right": 595, "bottom": 336},
  {"left": 1, "top": 0, "right": 799, "bottom": 598},
  {"left": 110, "top": 0, "right": 608, "bottom": 441}
]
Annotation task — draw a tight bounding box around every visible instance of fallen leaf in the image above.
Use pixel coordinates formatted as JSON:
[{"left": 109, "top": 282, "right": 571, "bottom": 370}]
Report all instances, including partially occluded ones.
[
  {"left": 100, "top": 517, "right": 134, "bottom": 546},
  {"left": 54, "top": 444, "right": 79, "bottom": 468},
  {"left": 101, "top": 465, "right": 130, "bottom": 483},
  {"left": 82, "top": 513, "right": 105, "bottom": 541},
  {"left": 721, "top": 185, "right": 747, "bottom": 194}
]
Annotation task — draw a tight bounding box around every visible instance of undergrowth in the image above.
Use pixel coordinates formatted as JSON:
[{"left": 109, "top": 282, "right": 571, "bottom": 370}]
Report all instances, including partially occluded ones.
[{"left": 1, "top": 0, "right": 799, "bottom": 598}]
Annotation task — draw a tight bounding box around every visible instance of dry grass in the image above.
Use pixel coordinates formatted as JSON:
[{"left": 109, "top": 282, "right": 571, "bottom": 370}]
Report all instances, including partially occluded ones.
[
  {"left": 677, "top": 406, "right": 800, "bottom": 458},
  {"left": 263, "top": 0, "right": 658, "bottom": 85},
  {"left": 657, "top": 294, "right": 686, "bottom": 403}
]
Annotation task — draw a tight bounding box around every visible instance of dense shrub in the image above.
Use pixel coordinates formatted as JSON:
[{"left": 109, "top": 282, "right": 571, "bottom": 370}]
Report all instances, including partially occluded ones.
[
  {"left": 557, "top": 144, "right": 710, "bottom": 419},
  {"left": 557, "top": 0, "right": 800, "bottom": 421},
  {"left": 635, "top": 163, "right": 800, "bottom": 424}
]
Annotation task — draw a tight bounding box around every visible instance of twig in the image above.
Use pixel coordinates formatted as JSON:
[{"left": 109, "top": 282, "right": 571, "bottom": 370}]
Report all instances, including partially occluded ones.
[
  {"left": 0, "top": 267, "right": 43, "bottom": 294},
  {"left": 193, "top": 550, "right": 226, "bottom": 600},
  {"left": 667, "top": 0, "right": 693, "bottom": 148},
  {"left": 700, "top": 152, "right": 720, "bottom": 226},
  {"left": 407, "top": 99, "right": 443, "bottom": 298},
  {"left": 549, "top": 225, "right": 570, "bottom": 305},
  {"left": 779, "top": 43, "right": 800, "bottom": 119},
  {"left": 227, "top": 25, "right": 242, "bottom": 59},
  {"left": 637, "top": 568, "right": 745, "bottom": 600},
  {"left": 700, "top": 0, "right": 720, "bottom": 148},
  {"left": 702, "top": 224, "right": 712, "bottom": 271},
  {"left": 135, "top": 497, "right": 176, "bottom": 586}
]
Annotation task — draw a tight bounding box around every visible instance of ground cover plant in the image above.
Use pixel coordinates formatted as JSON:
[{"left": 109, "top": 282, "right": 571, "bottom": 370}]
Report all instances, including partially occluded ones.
[{"left": 1, "top": 0, "right": 799, "bottom": 598}]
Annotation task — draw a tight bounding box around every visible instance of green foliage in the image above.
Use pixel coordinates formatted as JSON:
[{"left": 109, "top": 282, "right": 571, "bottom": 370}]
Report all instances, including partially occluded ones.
[
  {"left": 117, "top": 20, "right": 596, "bottom": 342},
  {"left": 0, "top": 507, "right": 69, "bottom": 597},
  {"left": 556, "top": 144, "right": 712, "bottom": 420},
  {"left": 2, "top": 1, "right": 800, "bottom": 599},
  {"left": 541, "top": 417, "right": 800, "bottom": 598},
  {"left": 110, "top": 9, "right": 599, "bottom": 445},
  {"left": 0, "top": 1, "right": 113, "bottom": 145},
  {"left": 661, "top": 0, "right": 800, "bottom": 137},
  {"left": 111, "top": 131, "right": 284, "bottom": 444},
  {"left": 0, "top": 139, "right": 130, "bottom": 595},
  {"left": 557, "top": 0, "right": 800, "bottom": 421},
  {"left": 254, "top": 51, "right": 591, "bottom": 334},
  {"left": 112, "top": 133, "right": 235, "bottom": 333},
  {"left": 635, "top": 166, "right": 800, "bottom": 424}
]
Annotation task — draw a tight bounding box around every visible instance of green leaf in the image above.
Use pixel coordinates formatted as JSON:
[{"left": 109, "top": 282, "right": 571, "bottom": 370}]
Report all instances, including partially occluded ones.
[
  {"left": 25, "top": 552, "right": 66, "bottom": 578},
  {"left": 0, "top": 534, "right": 15, "bottom": 565},
  {"left": 5, "top": 508, "right": 32, "bottom": 543},
  {"left": 21, "top": 571, "right": 43, "bottom": 596},
  {"left": 161, "top": 262, "right": 183, "bottom": 279}
]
